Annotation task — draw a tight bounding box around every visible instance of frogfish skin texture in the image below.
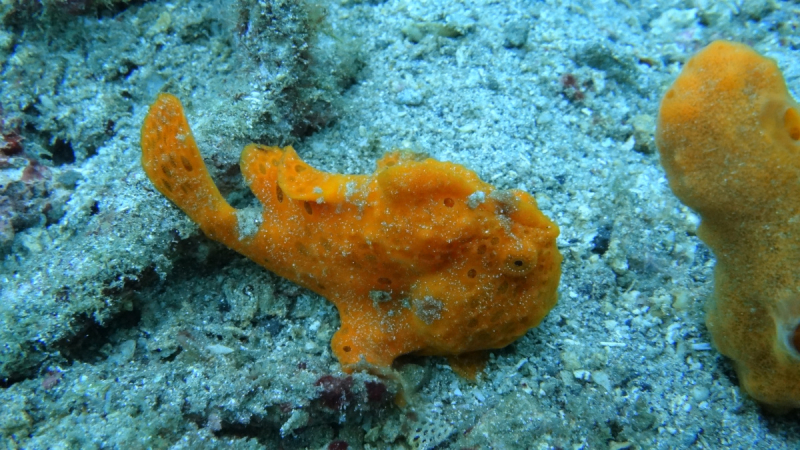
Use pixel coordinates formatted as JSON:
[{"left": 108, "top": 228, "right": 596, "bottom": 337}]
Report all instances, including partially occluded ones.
[{"left": 141, "top": 93, "right": 562, "bottom": 373}]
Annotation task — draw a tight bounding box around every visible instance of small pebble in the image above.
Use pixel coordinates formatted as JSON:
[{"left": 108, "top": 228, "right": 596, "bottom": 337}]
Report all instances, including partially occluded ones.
[
  {"left": 503, "top": 20, "right": 529, "bottom": 48},
  {"left": 692, "top": 386, "right": 710, "bottom": 402},
  {"left": 396, "top": 89, "right": 424, "bottom": 106},
  {"left": 206, "top": 344, "right": 234, "bottom": 355}
]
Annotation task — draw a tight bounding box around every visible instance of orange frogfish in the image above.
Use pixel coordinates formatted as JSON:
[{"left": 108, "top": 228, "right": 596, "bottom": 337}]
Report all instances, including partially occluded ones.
[
  {"left": 657, "top": 41, "right": 800, "bottom": 411},
  {"left": 141, "top": 93, "right": 561, "bottom": 373}
]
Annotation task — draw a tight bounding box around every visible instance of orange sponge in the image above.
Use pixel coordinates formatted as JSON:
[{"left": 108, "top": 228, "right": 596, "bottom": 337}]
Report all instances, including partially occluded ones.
[
  {"left": 657, "top": 41, "right": 800, "bottom": 410},
  {"left": 142, "top": 93, "right": 562, "bottom": 374}
]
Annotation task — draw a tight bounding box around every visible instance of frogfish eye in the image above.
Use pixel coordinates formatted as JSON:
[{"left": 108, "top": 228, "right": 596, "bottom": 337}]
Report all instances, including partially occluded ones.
[{"left": 501, "top": 252, "right": 538, "bottom": 276}]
